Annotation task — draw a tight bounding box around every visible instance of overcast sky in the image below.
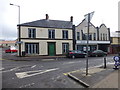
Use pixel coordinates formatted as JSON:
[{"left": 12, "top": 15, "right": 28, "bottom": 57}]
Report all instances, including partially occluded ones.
[{"left": 0, "top": 0, "right": 119, "bottom": 40}]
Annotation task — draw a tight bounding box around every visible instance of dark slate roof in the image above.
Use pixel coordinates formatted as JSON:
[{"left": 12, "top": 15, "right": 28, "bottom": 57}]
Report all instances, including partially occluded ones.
[{"left": 18, "top": 19, "right": 72, "bottom": 29}]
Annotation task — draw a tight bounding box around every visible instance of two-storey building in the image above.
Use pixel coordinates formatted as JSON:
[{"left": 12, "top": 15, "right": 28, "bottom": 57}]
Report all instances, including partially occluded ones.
[
  {"left": 0, "top": 40, "right": 17, "bottom": 48},
  {"left": 75, "top": 19, "right": 110, "bottom": 52},
  {"left": 17, "top": 14, "right": 73, "bottom": 56},
  {"left": 110, "top": 31, "right": 120, "bottom": 54}
]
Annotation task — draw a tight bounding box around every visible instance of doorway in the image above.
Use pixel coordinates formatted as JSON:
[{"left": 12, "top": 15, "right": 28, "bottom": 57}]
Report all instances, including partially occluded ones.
[{"left": 48, "top": 42, "right": 56, "bottom": 56}]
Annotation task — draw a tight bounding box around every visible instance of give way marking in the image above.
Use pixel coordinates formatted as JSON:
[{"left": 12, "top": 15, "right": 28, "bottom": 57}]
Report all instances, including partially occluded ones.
[{"left": 15, "top": 68, "right": 59, "bottom": 79}]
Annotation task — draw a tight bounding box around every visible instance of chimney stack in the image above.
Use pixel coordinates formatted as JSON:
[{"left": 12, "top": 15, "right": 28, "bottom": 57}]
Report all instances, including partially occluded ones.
[
  {"left": 70, "top": 16, "right": 73, "bottom": 22},
  {"left": 46, "top": 14, "right": 49, "bottom": 20}
]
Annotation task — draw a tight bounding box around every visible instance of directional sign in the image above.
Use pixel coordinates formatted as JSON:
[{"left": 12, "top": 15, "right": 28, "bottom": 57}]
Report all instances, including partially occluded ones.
[
  {"left": 113, "top": 56, "right": 120, "bottom": 69},
  {"left": 16, "top": 41, "right": 23, "bottom": 44},
  {"left": 113, "top": 56, "right": 120, "bottom": 62}
]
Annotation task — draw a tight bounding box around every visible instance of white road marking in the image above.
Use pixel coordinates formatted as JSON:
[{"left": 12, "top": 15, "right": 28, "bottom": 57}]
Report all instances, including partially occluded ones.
[
  {"left": 31, "top": 65, "right": 36, "bottom": 68},
  {"left": 107, "top": 62, "right": 114, "bottom": 64},
  {"left": 0, "top": 67, "right": 20, "bottom": 73},
  {"left": 93, "top": 62, "right": 114, "bottom": 68},
  {"left": 0, "top": 65, "right": 31, "bottom": 73},
  {"left": 19, "top": 83, "right": 35, "bottom": 88},
  {"left": 63, "top": 61, "right": 81, "bottom": 65},
  {"left": 15, "top": 68, "right": 59, "bottom": 79},
  {"left": 10, "top": 67, "right": 20, "bottom": 71},
  {"left": 42, "top": 59, "right": 55, "bottom": 61},
  {"left": 0, "top": 68, "right": 4, "bottom": 71}
]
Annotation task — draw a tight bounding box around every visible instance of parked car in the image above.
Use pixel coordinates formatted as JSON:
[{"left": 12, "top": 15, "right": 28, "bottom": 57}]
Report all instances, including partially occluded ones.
[
  {"left": 5, "top": 46, "right": 18, "bottom": 53},
  {"left": 66, "top": 50, "right": 87, "bottom": 58},
  {"left": 89, "top": 50, "right": 107, "bottom": 57},
  {"left": 5, "top": 49, "right": 18, "bottom": 53}
]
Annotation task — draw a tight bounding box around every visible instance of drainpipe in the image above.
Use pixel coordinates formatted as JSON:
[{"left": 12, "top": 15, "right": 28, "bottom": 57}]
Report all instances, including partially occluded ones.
[
  {"left": 96, "top": 27, "right": 99, "bottom": 50},
  {"left": 72, "top": 25, "right": 76, "bottom": 50}
]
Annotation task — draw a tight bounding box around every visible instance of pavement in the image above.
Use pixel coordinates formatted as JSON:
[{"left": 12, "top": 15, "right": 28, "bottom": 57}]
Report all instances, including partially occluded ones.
[
  {"left": 2, "top": 53, "right": 66, "bottom": 61},
  {"left": 66, "top": 64, "right": 119, "bottom": 88}
]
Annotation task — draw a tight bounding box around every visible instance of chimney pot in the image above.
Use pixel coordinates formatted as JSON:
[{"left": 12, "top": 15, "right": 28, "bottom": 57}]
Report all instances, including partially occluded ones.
[
  {"left": 70, "top": 16, "right": 73, "bottom": 22},
  {"left": 46, "top": 14, "right": 49, "bottom": 20}
]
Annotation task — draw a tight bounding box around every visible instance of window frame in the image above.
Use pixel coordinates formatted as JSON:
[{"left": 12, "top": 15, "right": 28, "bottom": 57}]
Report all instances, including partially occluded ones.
[
  {"left": 48, "top": 29, "right": 55, "bottom": 39},
  {"left": 77, "top": 32, "right": 80, "bottom": 40},
  {"left": 62, "top": 30, "right": 68, "bottom": 39},
  {"left": 62, "top": 43, "right": 69, "bottom": 54},
  {"left": 93, "top": 33, "right": 96, "bottom": 40},
  {"left": 25, "top": 43, "right": 39, "bottom": 54},
  {"left": 101, "top": 33, "right": 102, "bottom": 40},
  {"left": 28, "top": 28, "right": 36, "bottom": 38}
]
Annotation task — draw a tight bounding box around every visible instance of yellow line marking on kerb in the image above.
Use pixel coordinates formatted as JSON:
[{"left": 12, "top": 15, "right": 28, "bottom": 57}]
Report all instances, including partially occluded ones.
[
  {"left": 0, "top": 58, "right": 6, "bottom": 60},
  {"left": 63, "top": 67, "right": 105, "bottom": 76},
  {"left": 63, "top": 69, "right": 81, "bottom": 76}
]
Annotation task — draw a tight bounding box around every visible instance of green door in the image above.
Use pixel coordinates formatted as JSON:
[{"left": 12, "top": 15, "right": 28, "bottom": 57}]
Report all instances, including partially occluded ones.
[{"left": 48, "top": 43, "right": 55, "bottom": 56}]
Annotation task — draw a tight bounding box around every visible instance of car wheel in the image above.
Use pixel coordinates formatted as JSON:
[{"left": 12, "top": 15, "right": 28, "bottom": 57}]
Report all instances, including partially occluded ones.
[
  {"left": 72, "top": 55, "right": 75, "bottom": 59},
  {"left": 104, "top": 54, "right": 107, "bottom": 57},
  {"left": 84, "top": 55, "right": 87, "bottom": 58}
]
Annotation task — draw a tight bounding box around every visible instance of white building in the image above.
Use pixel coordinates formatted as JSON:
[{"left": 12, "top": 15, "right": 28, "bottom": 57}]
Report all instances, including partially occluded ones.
[{"left": 17, "top": 14, "right": 73, "bottom": 56}]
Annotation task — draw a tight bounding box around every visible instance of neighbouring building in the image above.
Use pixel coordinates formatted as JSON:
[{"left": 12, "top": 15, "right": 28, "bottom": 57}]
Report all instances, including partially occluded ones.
[
  {"left": 75, "top": 19, "right": 111, "bottom": 53},
  {"left": 110, "top": 31, "right": 120, "bottom": 54},
  {"left": 17, "top": 14, "right": 74, "bottom": 56},
  {"left": 0, "top": 40, "right": 17, "bottom": 48}
]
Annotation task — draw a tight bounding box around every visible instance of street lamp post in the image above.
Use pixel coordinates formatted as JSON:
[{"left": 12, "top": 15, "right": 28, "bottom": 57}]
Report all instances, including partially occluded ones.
[
  {"left": 10, "top": 3, "right": 21, "bottom": 56},
  {"left": 84, "top": 11, "right": 94, "bottom": 75},
  {"left": 10, "top": 3, "right": 20, "bottom": 24}
]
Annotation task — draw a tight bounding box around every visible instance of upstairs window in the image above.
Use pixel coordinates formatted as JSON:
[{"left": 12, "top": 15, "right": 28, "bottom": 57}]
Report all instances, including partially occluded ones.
[
  {"left": 82, "top": 34, "right": 87, "bottom": 40},
  {"left": 82, "top": 34, "right": 92, "bottom": 40},
  {"left": 103, "top": 34, "right": 105, "bottom": 40},
  {"left": 101, "top": 33, "right": 102, "bottom": 40},
  {"left": 89, "top": 34, "right": 92, "bottom": 40},
  {"left": 48, "top": 30, "right": 55, "bottom": 39},
  {"left": 77, "top": 32, "right": 80, "bottom": 40},
  {"left": 63, "top": 30, "right": 68, "bottom": 39},
  {"left": 28, "top": 28, "right": 36, "bottom": 38},
  {"left": 93, "top": 33, "right": 96, "bottom": 40},
  {"left": 106, "top": 34, "right": 107, "bottom": 40}
]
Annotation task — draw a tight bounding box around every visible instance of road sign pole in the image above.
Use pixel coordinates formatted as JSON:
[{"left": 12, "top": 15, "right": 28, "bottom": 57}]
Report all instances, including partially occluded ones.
[{"left": 86, "top": 13, "right": 90, "bottom": 75}]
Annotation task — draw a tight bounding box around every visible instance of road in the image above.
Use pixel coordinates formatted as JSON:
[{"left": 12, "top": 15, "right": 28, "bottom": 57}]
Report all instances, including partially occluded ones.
[{"left": 1, "top": 49, "right": 115, "bottom": 88}]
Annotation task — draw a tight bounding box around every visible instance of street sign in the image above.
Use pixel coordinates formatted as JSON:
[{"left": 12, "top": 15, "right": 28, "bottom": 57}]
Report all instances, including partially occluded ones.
[
  {"left": 16, "top": 41, "right": 23, "bottom": 44},
  {"left": 113, "top": 56, "right": 120, "bottom": 69},
  {"left": 84, "top": 11, "right": 95, "bottom": 22},
  {"left": 113, "top": 56, "right": 120, "bottom": 61}
]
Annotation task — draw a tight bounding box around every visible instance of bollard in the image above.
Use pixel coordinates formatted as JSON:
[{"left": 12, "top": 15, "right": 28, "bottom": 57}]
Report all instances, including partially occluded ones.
[{"left": 104, "top": 57, "right": 106, "bottom": 68}]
